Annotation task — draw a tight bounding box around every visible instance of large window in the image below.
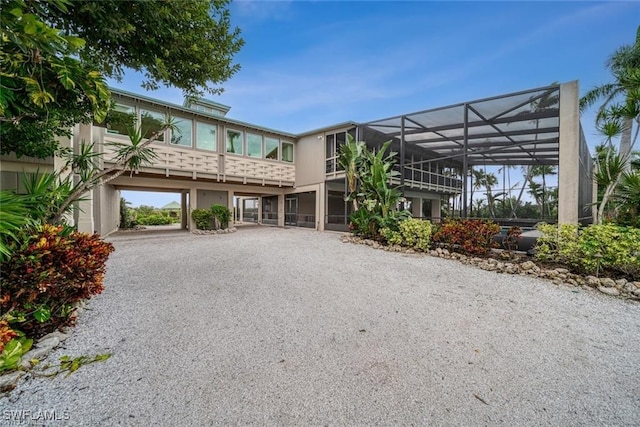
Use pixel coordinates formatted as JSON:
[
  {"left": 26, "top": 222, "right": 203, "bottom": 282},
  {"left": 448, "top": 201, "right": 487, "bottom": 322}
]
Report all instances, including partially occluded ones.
[
  {"left": 282, "top": 142, "right": 294, "bottom": 163},
  {"left": 106, "top": 104, "right": 134, "bottom": 135},
  {"left": 196, "top": 122, "right": 216, "bottom": 151},
  {"left": 325, "top": 130, "right": 351, "bottom": 172},
  {"left": 171, "top": 117, "right": 192, "bottom": 147},
  {"left": 226, "top": 129, "right": 243, "bottom": 155},
  {"left": 265, "top": 137, "right": 279, "bottom": 160},
  {"left": 246, "top": 133, "right": 263, "bottom": 158},
  {"left": 140, "top": 109, "right": 165, "bottom": 142}
]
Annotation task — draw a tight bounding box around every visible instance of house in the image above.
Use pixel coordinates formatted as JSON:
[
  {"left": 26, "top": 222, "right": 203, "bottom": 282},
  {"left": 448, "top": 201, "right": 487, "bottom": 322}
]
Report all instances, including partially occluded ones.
[{"left": 0, "top": 81, "right": 593, "bottom": 235}]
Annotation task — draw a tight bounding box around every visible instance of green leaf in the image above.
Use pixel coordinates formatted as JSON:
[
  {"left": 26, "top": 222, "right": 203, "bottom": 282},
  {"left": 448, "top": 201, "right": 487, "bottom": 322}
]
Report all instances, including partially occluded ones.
[{"left": 33, "top": 305, "right": 51, "bottom": 323}]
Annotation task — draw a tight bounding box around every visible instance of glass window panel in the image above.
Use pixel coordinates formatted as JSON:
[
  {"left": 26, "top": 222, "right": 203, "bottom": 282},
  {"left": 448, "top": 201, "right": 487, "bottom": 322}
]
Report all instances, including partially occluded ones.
[
  {"left": 326, "top": 134, "right": 335, "bottom": 158},
  {"left": 171, "top": 117, "right": 192, "bottom": 147},
  {"left": 265, "top": 137, "right": 279, "bottom": 160},
  {"left": 282, "top": 142, "right": 294, "bottom": 163},
  {"left": 246, "top": 133, "right": 262, "bottom": 158},
  {"left": 106, "top": 104, "right": 134, "bottom": 135},
  {"left": 336, "top": 132, "right": 346, "bottom": 150},
  {"left": 226, "top": 129, "right": 243, "bottom": 155},
  {"left": 196, "top": 122, "right": 216, "bottom": 151},
  {"left": 140, "top": 110, "right": 165, "bottom": 142}
]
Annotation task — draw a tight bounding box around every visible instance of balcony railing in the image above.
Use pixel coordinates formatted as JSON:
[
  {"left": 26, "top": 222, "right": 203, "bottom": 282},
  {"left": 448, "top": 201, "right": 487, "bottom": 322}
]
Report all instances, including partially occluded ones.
[{"left": 102, "top": 135, "right": 294, "bottom": 186}]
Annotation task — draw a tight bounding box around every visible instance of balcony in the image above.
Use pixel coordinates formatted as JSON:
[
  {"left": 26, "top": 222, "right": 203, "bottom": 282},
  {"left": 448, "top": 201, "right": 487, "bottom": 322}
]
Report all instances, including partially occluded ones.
[{"left": 101, "top": 135, "right": 295, "bottom": 186}]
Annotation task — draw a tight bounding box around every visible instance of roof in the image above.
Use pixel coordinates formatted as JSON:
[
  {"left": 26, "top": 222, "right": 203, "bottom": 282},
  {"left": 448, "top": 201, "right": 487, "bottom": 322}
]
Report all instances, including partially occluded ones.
[
  {"left": 297, "top": 121, "right": 359, "bottom": 138},
  {"left": 182, "top": 98, "right": 231, "bottom": 113},
  {"left": 362, "top": 83, "right": 568, "bottom": 166},
  {"left": 161, "top": 201, "right": 181, "bottom": 210}
]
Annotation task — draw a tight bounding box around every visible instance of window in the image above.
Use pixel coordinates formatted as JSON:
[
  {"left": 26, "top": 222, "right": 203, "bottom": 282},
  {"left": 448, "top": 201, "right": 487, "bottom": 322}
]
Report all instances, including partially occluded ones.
[
  {"left": 171, "top": 117, "right": 192, "bottom": 147},
  {"left": 325, "top": 134, "right": 335, "bottom": 158},
  {"left": 265, "top": 137, "right": 279, "bottom": 160},
  {"left": 226, "top": 129, "right": 243, "bottom": 155},
  {"left": 246, "top": 133, "right": 263, "bottom": 158},
  {"left": 196, "top": 122, "right": 216, "bottom": 151},
  {"left": 106, "top": 104, "right": 134, "bottom": 135},
  {"left": 140, "top": 110, "right": 165, "bottom": 142},
  {"left": 282, "top": 142, "right": 294, "bottom": 163}
]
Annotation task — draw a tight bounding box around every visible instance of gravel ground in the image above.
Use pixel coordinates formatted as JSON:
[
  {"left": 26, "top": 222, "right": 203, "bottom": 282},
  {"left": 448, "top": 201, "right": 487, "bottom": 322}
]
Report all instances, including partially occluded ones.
[{"left": 2, "top": 226, "right": 639, "bottom": 426}]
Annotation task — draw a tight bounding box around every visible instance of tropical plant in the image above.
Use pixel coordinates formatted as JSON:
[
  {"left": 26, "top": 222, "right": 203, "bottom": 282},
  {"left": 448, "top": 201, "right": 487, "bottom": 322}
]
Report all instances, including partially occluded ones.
[
  {"left": 0, "top": 191, "right": 32, "bottom": 261},
  {"left": 210, "top": 204, "right": 231, "bottom": 229},
  {"left": 337, "top": 134, "right": 366, "bottom": 211},
  {"left": 191, "top": 209, "right": 213, "bottom": 230},
  {"left": 0, "top": 224, "right": 114, "bottom": 336},
  {"left": 614, "top": 170, "right": 640, "bottom": 226},
  {"left": 432, "top": 219, "right": 500, "bottom": 255},
  {"left": 581, "top": 26, "right": 640, "bottom": 168}
]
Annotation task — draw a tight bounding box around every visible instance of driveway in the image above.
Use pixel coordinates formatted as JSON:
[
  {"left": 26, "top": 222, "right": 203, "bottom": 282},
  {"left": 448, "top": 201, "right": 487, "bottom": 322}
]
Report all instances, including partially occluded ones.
[{"left": 2, "top": 227, "right": 639, "bottom": 425}]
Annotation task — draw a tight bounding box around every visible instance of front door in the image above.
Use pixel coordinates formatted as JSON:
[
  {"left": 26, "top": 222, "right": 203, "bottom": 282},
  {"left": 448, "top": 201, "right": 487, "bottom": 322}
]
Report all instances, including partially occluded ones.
[{"left": 285, "top": 197, "right": 297, "bottom": 226}]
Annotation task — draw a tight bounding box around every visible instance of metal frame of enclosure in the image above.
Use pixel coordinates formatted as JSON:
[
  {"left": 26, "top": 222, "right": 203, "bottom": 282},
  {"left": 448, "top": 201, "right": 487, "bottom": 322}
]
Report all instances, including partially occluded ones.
[{"left": 359, "top": 82, "right": 594, "bottom": 224}]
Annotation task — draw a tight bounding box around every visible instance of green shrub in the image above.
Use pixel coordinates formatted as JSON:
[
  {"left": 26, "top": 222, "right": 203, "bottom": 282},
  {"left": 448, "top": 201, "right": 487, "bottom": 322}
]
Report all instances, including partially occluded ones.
[
  {"left": 380, "top": 227, "right": 402, "bottom": 245},
  {"left": 536, "top": 223, "right": 640, "bottom": 278},
  {"left": 136, "top": 214, "right": 174, "bottom": 226},
  {"left": 399, "top": 218, "right": 432, "bottom": 251},
  {"left": 0, "top": 225, "right": 114, "bottom": 337},
  {"left": 210, "top": 204, "right": 231, "bottom": 229},
  {"left": 191, "top": 208, "right": 213, "bottom": 230},
  {"left": 432, "top": 219, "right": 500, "bottom": 255}
]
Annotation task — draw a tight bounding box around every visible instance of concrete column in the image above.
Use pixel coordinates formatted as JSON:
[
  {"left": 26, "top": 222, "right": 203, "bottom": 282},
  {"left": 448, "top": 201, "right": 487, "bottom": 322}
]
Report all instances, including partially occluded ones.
[
  {"left": 257, "top": 196, "right": 263, "bottom": 224},
  {"left": 227, "top": 190, "right": 234, "bottom": 224},
  {"left": 431, "top": 198, "right": 441, "bottom": 222},
  {"left": 317, "top": 183, "right": 326, "bottom": 231},
  {"left": 411, "top": 197, "right": 422, "bottom": 218},
  {"left": 75, "top": 124, "right": 94, "bottom": 233},
  {"left": 558, "top": 81, "right": 580, "bottom": 224},
  {"left": 238, "top": 197, "right": 244, "bottom": 223},
  {"left": 277, "top": 194, "right": 285, "bottom": 227},
  {"left": 188, "top": 187, "right": 198, "bottom": 231},
  {"left": 181, "top": 192, "right": 188, "bottom": 229}
]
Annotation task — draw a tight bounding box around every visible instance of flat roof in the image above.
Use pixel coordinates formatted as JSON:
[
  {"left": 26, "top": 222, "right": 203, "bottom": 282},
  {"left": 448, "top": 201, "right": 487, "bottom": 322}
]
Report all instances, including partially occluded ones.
[{"left": 362, "top": 83, "right": 568, "bottom": 166}]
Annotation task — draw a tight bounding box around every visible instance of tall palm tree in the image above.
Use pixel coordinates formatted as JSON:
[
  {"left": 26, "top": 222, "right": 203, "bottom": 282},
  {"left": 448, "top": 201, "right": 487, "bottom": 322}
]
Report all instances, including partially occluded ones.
[
  {"left": 581, "top": 26, "right": 640, "bottom": 168},
  {"left": 530, "top": 165, "right": 557, "bottom": 218}
]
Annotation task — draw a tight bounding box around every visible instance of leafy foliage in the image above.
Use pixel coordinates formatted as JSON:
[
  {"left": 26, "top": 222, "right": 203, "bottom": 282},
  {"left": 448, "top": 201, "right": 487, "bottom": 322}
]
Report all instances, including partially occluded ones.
[
  {"left": 0, "top": 334, "right": 32, "bottom": 373},
  {"left": 380, "top": 218, "right": 432, "bottom": 251},
  {"left": 191, "top": 208, "right": 213, "bottom": 230},
  {"left": 39, "top": 0, "right": 244, "bottom": 98},
  {"left": 136, "top": 213, "right": 175, "bottom": 226},
  {"left": 0, "top": 321, "right": 19, "bottom": 353},
  {"left": 432, "top": 219, "right": 500, "bottom": 255},
  {"left": 0, "top": 224, "right": 114, "bottom": 336},
  {"left": 210, "top": 204, "right": 231, "bottom": 229},
  {"left": 535, "top": 223, "right": 640, "bottom": 279},
  {"left": 0, "top": 191, "right": 32, "bottom": 261},
  {"left": 0, "top": 0, "right": 111, "bottom": 158}
]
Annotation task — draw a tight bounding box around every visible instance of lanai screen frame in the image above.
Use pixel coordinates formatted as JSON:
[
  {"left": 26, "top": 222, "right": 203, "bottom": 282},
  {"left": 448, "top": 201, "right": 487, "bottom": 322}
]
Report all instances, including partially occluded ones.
[{"left": 360, "top": 82, "right": 593, "bottom": 223}]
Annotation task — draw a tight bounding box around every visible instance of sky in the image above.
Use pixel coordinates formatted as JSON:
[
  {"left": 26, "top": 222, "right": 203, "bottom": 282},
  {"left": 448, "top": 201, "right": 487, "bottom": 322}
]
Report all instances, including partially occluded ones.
[{"left": 117, "top": 1, "right": 639, "bottom": 207}]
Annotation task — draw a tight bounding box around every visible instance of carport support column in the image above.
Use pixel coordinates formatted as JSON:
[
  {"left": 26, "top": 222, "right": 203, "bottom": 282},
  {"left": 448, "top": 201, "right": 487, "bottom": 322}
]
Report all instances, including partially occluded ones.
[
  {"left": 431, "top": 198, "right": 441, "bottom": 222},
  {"left": 277, "top": 194, "right": 285, "bottom": 227},
  {"left": 227, "top": 191, "right": 234, "bottom": 224},
  {"left": 181, "top": 192, "right": 188, "bottom": 230},
  {"left": 188, "top": 188, "right": 198, "bottom": 231},
  {"left": 558, "top": 81, "right": 580, "bottom": 224},
  {"left": 411, "top": 198, "right": 422, "bottom": 218},
  {"left": 75, "top": 124, "right": 94, "bottom": 233},
  {"left": 317, "top": 183, "right": 325, "bottom": 231}
]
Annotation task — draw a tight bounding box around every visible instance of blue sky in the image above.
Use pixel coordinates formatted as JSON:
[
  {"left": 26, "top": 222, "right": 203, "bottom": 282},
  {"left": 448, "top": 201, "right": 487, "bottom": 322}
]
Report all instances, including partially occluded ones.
[{"left": 117, "top": 1, "right": 639, "bottom": 207}]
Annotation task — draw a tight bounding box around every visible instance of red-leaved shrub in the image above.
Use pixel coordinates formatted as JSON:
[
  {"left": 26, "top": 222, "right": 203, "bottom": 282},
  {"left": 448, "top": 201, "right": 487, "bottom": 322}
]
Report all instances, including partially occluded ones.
[
  {"left": 432, "top": 219, "right": 501, "bottom": 255},
  {"left": 0, "top": 225, "right": 114, "bottom": 337},
  {"left": 0, "top": 321, "right": 18, "bottom": 352}
]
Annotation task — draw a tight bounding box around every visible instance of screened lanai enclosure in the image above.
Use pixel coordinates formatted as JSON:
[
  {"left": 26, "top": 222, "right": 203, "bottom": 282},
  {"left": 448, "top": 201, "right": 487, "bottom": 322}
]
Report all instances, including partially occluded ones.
[{"left": 351, "top": 81, "right": 594, "bottom": 227}]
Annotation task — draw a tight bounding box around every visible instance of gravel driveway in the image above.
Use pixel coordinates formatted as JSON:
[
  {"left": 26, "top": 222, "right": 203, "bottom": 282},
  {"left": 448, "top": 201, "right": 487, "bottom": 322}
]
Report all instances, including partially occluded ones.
[{"left": 2, "top": 226, "right": 639, "bottom": 425}]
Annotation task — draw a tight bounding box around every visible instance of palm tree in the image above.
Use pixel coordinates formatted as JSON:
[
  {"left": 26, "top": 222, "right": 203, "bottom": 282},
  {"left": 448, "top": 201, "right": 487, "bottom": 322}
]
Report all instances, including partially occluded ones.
[
  {"left": 530, "top": 165, "right": 557, "bottom": 218},
  {"left": 581, "top": 26, "right": 640, "bottom": 168}
]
